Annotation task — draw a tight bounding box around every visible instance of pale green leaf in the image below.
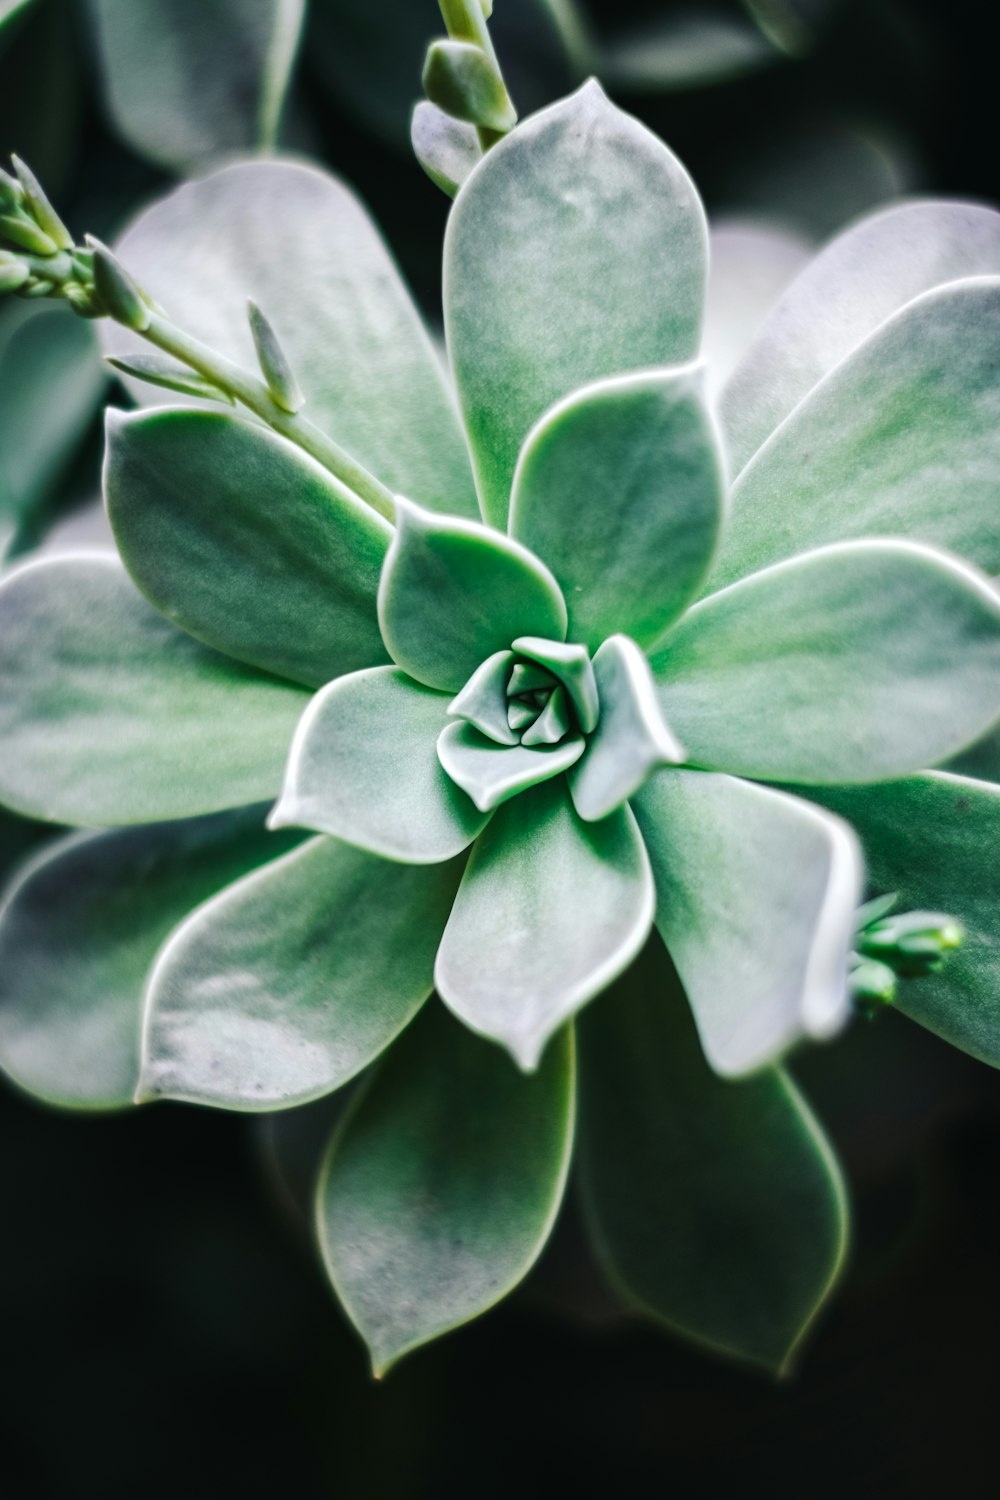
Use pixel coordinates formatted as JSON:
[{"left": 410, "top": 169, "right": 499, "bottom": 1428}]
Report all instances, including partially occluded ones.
[
  {"left": 0, "top": 555, "right": 309, "bottom": 824},
  {"left": 633, "top": 771, "right": 861, "bottom": 1075},
  {"left": 377, "top": 499, "right": 567, "bottom": 692},
  {"left": 271, "top": 667, "right": 489, "bottom": 862},
  {"left": 105, "top": 160, "right": 477, "bottom": 517},
  {"left": 578, "top": 934, "right": 848, "bottom": 1373},
  {"left": 570, "top": 635, "right": 684, "bottom": 823},
  {"left": 807, "top": 773, "right": 1000, "bottom": 1069},
  {"left": 105, "top": 406, "right": 391, "bottom": 688},
  {"left": 721, "top": 200, "right": 1000, "bottom": 474},
  {"left": 89, "top": 0, "right": 305, "bottom": 172},
  {"left": 447, "top": 650, "right": 518, "bottom": 746},
  {"left": 653, "top": 541, "right": 1000, "bottom": 784},
  {"left": 411, "top": 100, "right": 482, "bottom": 198},
  {"left": 139, "top": 837, "right": 464, "bottom": 1111},
  {"left": 445, "top": 80, "right": 707, "bottom": 526},
  {"left": 0, "top": 305, "right": 105, "bottom": 557},
  {"left": 702, "top": 221, "right": 811, "bottom": 400},
  {"left": 713, "top": 279, "right": 1000, "bottom": 589},
  {"left": 0, "top": 807, "right": 300, "bottom": 1110},
  {"left": 317, "top": 1001, "right": 575, "bottom": 1376},
  {"left": 437, "top": 722, "right": 584, "bottom": 812},
  {"left": 509, "top": 367, "right": 726, "bottom": 650},
  {"left": 435, "top": 779, "right": 654, "bottom": 1069}
]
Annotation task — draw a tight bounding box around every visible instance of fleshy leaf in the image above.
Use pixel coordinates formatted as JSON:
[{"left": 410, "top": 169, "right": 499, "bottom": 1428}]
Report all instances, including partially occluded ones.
[
  {"left": 411, "top": 100, "right": 482, "bottom": 198},
  {"left": 721, "top": 200, "right": 1000, "bottom": 474},
  {"left": 435, "top": 779, "right": 654, "bottom": 1069},
  {"left": 807, "top": 773, "right": 1000, "bottom": 1068},
  {"left": 511, "top": 637, "right": 599, "bottom": 733},
  {"left": 577, "top": 935, "right": 848, "bottom": 1373},
  {"left": 509, "top": 368, "right": 726, "bottom": 648},
  {"left": 0, "top": 556, "right": 309, "bottom": 825},
  {"left": 702, "top": 221, "right": 812, "bottom": 401},
  {"left": 633, "top": 771, "right": 862, "bottom": 1075},
  {"left": 445, "top": 80, "right": 707, "bottom": 526},
  {"left": 712, "top": 278, "right": 1000, "bottom": 589},
  {"left": 317, "top": 1001, "right": 575, "bottom": 1376},
  {"left": 437, "top": 722, "right": 584, "bottom": 812},
  {"left": 0, "top": 305, "right": 105, "bottom": 558},
  {"left": 270, "top": 667, "right": 489, "bottom": 863},
  {"left": 653, "top": 541, "right": 1000, "bottom": 784},
  {"left": 377, "top": 500, "right": 567, "bottom": 692},
  {"left": 570, "top": 635, "right": 684, "bottom": 823},
  {"left": 0, "top": 808, "right": 300, "bottom": 1110},
  {"left": 90, "top": 0, "right": 305, "bottom": 172},
  {"left": 105, "top": 406, "right": 391, "bottom": 688},
  {"left": 139, "top": 837, "right": 464, "bottom": 1110},
  {"left": 104, "top": 160, "right": 477, "bottom": 517},
  {"left": 447, "top": 649, "right": 518, "bottom": 746}
]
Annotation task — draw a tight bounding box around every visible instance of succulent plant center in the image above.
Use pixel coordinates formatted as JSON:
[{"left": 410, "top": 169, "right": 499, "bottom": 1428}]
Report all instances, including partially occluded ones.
[{"left": 447, "top": 636, "right": 601, "bottom": 750}]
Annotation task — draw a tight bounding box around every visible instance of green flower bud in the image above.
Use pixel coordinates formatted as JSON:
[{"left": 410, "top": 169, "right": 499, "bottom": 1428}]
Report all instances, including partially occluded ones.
[
  {"left": 423, "top": 39, "right": 517, "bottom": 133},
  {"left": 0, "top": 213, "right": 58, "bottom": 257},
  {"left": 857, "top": 910, "right": 965, "bottom": 978},
  {"left": 10, "top": 155, "right": 73, "bottom": 251},
  {"left": 0, "top": 260, "right": 30, "bottom": 292},
  {"left": 0, "top": 166, "right": 24, "bottom": 212},
  {"left": 850, "top": 958, "right": 898, "bottom": 1014},
  {"left": 87, "top": 235, "right": 151, "bottom": 332},
  {"left": 247, "top": 299, "right": 304, "bottom": 413}
]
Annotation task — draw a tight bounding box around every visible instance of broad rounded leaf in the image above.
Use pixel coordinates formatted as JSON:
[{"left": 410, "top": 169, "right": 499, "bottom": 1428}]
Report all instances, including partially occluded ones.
[
  {"left": 445, "top": 80, "right": 707, "bottom": 526},
  {"left": 570, "top": 635, "right": 684, "bottom": 823},
  {"left": 721, "top": 200, "right": 1000, "bottom": 474},
  {"left": 702, "top": 220, "right": 812, "bottom": 401},
  {"left": 106, "top": 160, "right": 477, "bottom": 517},
  {"left": 578, "top": 935, "right": 848, "bottom": 1373},
  {"left": 377, "top": 500, "right": 567, "bottom": 692},
  {"left": 411, "top": 100, "right": 482, "bottom": 198},
  {"left": 438, "top": 722, "right": 584, "bottom": 812},
  {"left": 653, "top": 541, "right": 1000, "bottom": 784},
  {"left": 713, "top": 279, "right": 1000, "bottom": 589},
  {"left": 139, "top": 837, "right": 464, "bottom": 1111},
  {"left": 106, "top": 406, "right": 391, "bottom": 688},
  {"left": 317, "top": 1001, "right": 575, "bottom": 1376},
  {"left": 271, "top": 667, "right": 489, "bottom": 863},
  {"left": 808, "top": 773, "right": 1000, "bottom": 1069},
  {"left": 0, "top": 305, "right": 105, "bottom": 558},
  {"left": 435, "top": 778, "right": 654, "bottom": 1069},
  {"left": 0, "top": 807, "right": 299, "bottom": 1110},
  {"left": 509, "top": 367, "right": 726, "bottom": 649},
  {"left": 0, "top": 556, "right": 309, "bottom": 825},
  {"left": 633, "top": 771, "right": 861, "bottom": 1075},
  {"left": 90, "top": 0, "right": 305, "bottom": 172}
]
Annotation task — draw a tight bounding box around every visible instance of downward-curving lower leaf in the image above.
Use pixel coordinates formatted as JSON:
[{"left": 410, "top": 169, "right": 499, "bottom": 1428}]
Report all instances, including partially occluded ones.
[
  {"left": 653, "top": 541, "right": 1000, "bottom": 784},
  {"left": 577, "top": 935, "right": 848, "bottom": 1374},
  {"left": 633, "top": 771, "right": 862, "bottom": 1075},
  {"left": 712, "top": 279, "right": 1000, "bottom": 589},
  {"left": 138, "top": 837, "right": 464, "bottom": 1111},
  {"left": 105, "top": 406, "right": 391, "bottom": 688},
  {"left": 90, "top": 0, "right": 306, "bottom": 172},
  {"left": 270, "top": 667, "right": 489, "bottom": 862},
  {"left": 509, "top": 367, "right": 726, "bottom": 649},
  {"left": 807, "top": 773, "right": 1000, "bottom": 1069},
  {"left": 721, "top": 200, "right": 1000, "bottom": 474},
  {"left": 0, "top": 556, "right": 310, "bottom": 825},
  {"left": 446, "top": 80, "right": 707, "bottom": 526},
  {"left": 0, "top": 807, "right": 300, "bottom": 1110},
  {"left": 317, "top": 1000, "right": 575, "bottom": 1376},
  {"left": 377, "top": 500, "right": 567, "bottom": 692},
  {"left": 105, "top": 160, "right": 477, "bottom": 517},
  {"left": 435, "top": 779, "right": 654, "bottom": 1070}
]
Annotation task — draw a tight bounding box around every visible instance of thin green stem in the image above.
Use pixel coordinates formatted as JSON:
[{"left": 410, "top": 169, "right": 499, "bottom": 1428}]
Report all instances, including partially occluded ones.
[
  {"left": 438, "top": 0, "right": 511, "bottom": 152},
  {"left": 142, "top": 313, "right": 397, "bottom": 523}
]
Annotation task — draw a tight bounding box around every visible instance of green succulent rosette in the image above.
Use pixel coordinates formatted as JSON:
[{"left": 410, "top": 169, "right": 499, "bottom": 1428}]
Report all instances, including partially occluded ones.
[{"left": 2, "top": 83, "right": 1000, "bottom": 1377}]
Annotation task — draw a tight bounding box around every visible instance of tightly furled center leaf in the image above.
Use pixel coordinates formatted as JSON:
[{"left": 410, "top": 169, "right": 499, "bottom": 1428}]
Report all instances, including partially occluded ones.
[{"left": 449, "top": 637, "right": 599, "bottom": 749}]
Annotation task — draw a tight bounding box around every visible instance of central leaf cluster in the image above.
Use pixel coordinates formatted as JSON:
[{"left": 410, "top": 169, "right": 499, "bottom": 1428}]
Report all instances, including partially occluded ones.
[{"left": 450, "top": 637, "right": 599, "bottom": 750}]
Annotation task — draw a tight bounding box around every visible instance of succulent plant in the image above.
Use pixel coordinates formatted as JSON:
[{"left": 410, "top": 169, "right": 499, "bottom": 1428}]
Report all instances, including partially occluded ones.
[{"left": 2, "top": 6, "right": 1000, "bottom": 1379}]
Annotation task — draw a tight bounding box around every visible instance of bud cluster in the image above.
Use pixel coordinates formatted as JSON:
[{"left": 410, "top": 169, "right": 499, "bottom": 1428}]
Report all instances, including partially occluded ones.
[
  {"left": 424, "top": 0, "right": 517, "bottom": 142},
  {"left": 849, "top": 892, "right": 965, "bottom": 1015}
]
